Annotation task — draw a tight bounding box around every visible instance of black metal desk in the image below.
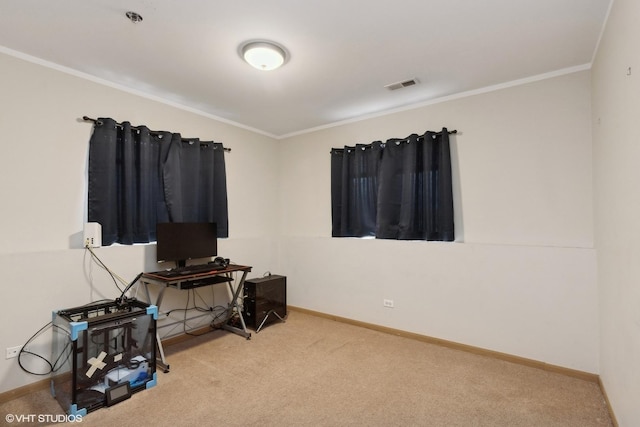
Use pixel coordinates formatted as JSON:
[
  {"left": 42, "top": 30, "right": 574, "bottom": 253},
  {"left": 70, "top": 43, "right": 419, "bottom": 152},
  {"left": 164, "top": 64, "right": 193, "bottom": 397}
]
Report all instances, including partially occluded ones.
[{"left": 140, "top": 264, "right": 252, "bottom": 372}]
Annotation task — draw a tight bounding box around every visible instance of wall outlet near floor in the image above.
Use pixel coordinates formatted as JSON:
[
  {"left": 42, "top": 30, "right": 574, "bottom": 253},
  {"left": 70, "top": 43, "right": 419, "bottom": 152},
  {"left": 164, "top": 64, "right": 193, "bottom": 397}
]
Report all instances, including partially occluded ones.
[
  {"left": 6, "top": 346, "right": 21, "bottom": 359},
  {"left": 383, "top": 299, "right": 394, "bottom": 308}
]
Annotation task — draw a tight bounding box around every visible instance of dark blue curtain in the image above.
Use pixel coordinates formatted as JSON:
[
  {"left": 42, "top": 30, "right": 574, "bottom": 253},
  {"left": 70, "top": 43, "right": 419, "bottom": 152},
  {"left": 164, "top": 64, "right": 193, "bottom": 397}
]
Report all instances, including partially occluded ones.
[
  {"left": 331, "top": 128, "right": 454, "bottom": 241},
  {"left": 162, "top": 136, "right": 229, "bottom": 235},
  {"left": 376, "top": 131, "right": 454, "bottom": 240},
  {"left": 88, "top": 118, "right": 228, "bottom": 246},
  {"left": 331, "top": 142, "right": 383, "bottom": 237}
]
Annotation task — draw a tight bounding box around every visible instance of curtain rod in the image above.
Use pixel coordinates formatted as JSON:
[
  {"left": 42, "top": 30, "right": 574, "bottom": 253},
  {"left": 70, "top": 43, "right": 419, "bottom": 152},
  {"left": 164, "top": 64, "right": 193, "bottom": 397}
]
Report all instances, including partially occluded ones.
[
  {"left": 330, "top": 129, "right": 458, "bottom": 153},
  {"left": 82, "top": 116, "right": 231, "bottom": 152}
]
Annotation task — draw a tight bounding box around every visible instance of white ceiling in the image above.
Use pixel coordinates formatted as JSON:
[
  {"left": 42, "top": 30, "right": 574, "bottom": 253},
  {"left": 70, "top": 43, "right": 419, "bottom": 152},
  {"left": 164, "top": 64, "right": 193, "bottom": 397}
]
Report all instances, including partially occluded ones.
[{"left": 0, "top": 0, "right": 611, "bottom": 138}]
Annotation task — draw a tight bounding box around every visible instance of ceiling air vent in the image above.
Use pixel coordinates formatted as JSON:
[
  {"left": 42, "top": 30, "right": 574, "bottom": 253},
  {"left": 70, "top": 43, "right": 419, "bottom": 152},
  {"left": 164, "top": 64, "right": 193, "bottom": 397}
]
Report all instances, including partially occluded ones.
[{"left": 385, "top": 78, "right": 419, "bottom": 91}]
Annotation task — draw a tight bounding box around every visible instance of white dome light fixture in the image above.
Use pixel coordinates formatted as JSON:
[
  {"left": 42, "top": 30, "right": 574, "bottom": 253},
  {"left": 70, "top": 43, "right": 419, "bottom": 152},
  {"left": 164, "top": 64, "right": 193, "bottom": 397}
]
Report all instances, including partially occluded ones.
[{"left": 240, "top": 41, "right": 287, "bottom": 71}]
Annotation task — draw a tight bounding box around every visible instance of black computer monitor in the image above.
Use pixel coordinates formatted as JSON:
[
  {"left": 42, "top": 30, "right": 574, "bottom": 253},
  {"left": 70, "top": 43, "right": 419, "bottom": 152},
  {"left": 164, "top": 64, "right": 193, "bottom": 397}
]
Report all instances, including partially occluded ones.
[{"left": 156, "top": 222, "right": 217, "bottom": 267}]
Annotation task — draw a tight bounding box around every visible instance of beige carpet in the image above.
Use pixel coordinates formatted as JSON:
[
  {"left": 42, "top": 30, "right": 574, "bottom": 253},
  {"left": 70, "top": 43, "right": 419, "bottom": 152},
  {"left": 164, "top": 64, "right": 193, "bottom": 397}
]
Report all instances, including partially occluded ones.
[{"left": 1, "top": 310, "right": 612, "bottom": 426}]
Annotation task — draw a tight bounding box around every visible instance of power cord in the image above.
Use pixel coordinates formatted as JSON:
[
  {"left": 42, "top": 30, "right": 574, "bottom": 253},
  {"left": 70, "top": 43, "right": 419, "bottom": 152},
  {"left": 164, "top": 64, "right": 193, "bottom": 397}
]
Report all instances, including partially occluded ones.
[
  {"left": 16, "top": 247, "right": 139, "bottom": 378},
  {"left": 85, "top": 246, "right": 127, "bottom": 293},
  {"left": 183, "top": 289, "right": 224, "bottom": 336},
  {"left": 17, "top": 322, "right": 63, "bottom": 376},
  {"left": 16, "top": 299, "right": 113, "bottom": 376}
]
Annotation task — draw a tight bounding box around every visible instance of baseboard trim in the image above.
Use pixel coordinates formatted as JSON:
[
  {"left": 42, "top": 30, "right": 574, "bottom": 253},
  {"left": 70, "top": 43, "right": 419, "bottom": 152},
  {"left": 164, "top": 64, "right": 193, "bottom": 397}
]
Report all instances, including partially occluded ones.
[
  {"left": 0, "top": 377, "right": 51, "bottom": 405},
  {"left": 160, "top": 325, "right": 214, "bottom": 347},
  {"left": 288, "top": 306, "right": 599, "bottom": 383},
  {"left": 598, "top": 377, "right": 619, "bottom": 427}
]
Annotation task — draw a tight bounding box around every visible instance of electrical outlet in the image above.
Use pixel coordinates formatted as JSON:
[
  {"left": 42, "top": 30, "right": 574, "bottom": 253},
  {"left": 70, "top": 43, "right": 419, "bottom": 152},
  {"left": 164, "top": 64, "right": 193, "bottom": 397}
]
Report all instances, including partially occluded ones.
[
  {"left": 83, "top": 222, "right": 102, "bottom": 248},
  {"left": 383, "top": 299, "right": 394, "bottom": 308},
  {"left": 6, "top": 346, "right": 21, "bottom": 359}
]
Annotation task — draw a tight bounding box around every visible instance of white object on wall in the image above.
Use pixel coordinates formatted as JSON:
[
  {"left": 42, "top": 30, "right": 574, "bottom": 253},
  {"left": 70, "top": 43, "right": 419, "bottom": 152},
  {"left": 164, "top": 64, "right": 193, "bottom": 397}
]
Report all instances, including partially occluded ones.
[{"left": 83, "top": 222, "right": 102, "bottom": 248}]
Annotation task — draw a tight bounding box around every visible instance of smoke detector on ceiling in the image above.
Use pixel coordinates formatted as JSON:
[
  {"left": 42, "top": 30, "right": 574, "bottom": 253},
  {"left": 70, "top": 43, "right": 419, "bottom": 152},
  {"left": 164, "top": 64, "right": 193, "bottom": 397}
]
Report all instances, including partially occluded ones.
[
  {"left": 385, "top": 78, "right": 419, "bottom": 91},
  {"left": 126, "top": 11, "right": 143, "bottom": 24}
]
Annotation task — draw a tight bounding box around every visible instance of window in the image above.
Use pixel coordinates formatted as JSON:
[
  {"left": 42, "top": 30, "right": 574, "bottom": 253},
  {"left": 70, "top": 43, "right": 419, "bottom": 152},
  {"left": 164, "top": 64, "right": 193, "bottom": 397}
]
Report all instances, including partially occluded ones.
[
  {"left": 331, "top": 129, "right": 454, "bottom": 241},
  {"left": 87, "top": 117, "right": 228, "bottom": 246}
]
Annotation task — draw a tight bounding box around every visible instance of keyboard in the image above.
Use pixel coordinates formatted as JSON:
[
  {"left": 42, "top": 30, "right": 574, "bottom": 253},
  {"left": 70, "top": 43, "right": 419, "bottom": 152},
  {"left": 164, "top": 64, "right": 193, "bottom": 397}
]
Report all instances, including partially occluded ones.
[{"left": 152, "top": 263, "right": 226, "bottom": 278}]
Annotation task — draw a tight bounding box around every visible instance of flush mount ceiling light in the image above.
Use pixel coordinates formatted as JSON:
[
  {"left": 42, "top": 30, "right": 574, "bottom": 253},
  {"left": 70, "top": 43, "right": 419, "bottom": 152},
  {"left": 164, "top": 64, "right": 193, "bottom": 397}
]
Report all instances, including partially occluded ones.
[{"left": 240, "top": 41, "right": 287, "bottom": 71}]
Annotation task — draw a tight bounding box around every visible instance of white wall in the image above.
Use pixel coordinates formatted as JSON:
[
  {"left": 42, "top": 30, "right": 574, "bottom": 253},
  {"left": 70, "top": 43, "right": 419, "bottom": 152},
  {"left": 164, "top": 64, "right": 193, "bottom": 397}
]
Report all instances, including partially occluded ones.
[
  {"left": 592, "top": 0, "right": 640, "bottom": 424},
  {"left": 0, "top": 51, "right": 281, "bottom": 393},
  {"left": 279, "top": 71, "right": 598, "bottom": 373}
]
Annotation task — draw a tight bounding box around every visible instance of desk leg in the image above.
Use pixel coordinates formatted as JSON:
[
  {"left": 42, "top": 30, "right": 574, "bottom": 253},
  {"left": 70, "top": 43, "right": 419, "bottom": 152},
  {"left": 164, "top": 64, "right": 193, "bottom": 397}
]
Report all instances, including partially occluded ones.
[
  {"left": 141, "top": 282, "right": 171, "bottom": 372},
  {"left": 156, "top": 332, "right": 170, "bottom": 373},
  {"left": 221, "top": 270, "right": 251, "bottom": 339},
  {"left": 256, "top": 310, "right": 286, "bottom": 333}
]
